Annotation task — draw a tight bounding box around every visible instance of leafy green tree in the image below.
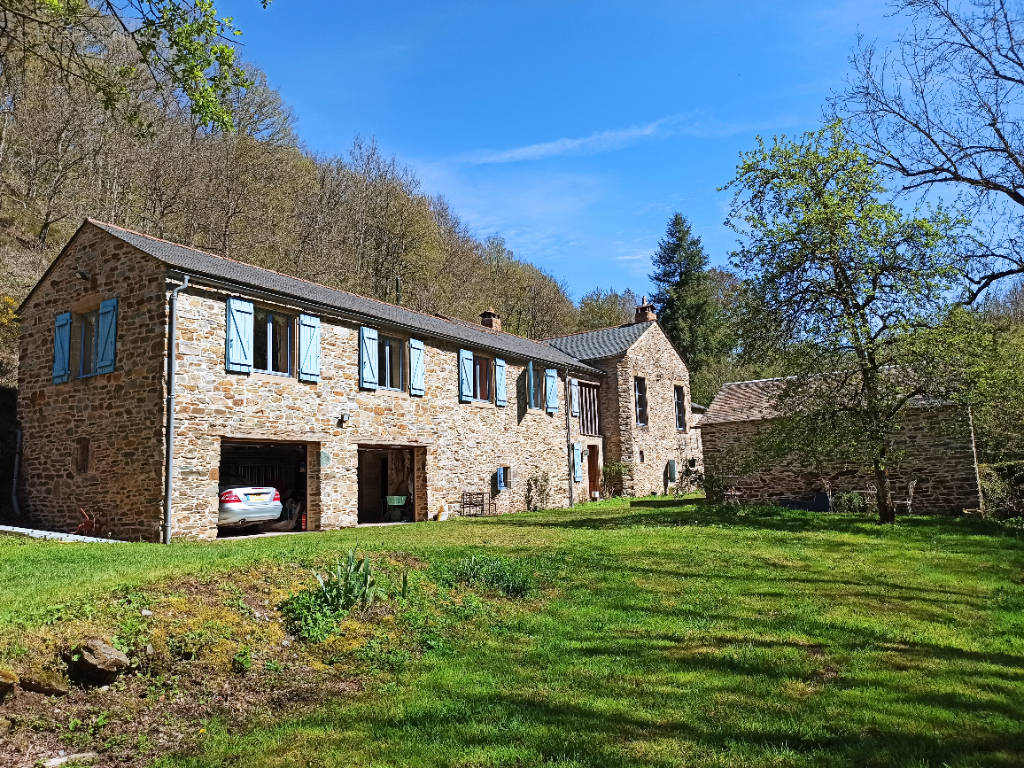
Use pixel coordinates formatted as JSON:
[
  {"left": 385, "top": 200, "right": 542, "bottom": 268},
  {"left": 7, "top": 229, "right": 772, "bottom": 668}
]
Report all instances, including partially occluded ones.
[
  {"left": 725, "top": 121, "right": 965, "bottom": 522},
  {"left": 576, "top": 287, "right": 637, "bottom": 331},
  {"left": 649, "top": 213, "right": 733, "bottom": 378},
  {"left": 0, "top": 0, "right": 269, "bottom": 130}
]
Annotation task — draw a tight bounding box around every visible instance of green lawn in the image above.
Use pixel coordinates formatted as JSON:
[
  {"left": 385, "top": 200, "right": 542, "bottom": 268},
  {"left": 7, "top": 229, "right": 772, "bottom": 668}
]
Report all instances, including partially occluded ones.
[{"left": 3, "top": 499, "right": 1024, "bottom": 767}]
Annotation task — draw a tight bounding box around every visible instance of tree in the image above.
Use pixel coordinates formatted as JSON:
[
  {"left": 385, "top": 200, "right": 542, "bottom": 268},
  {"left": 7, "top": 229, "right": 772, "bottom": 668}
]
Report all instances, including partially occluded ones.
[
  {"left": 0, "top": 0, "right": 268, "bottom": 130},
  {"left": 649, "top": 213, "right": 733, "bottom": 377},
  {"left": 724, "top": 121, "right": 965, "bottom": 523},
  {"left": 576, "top": 287, "right": 638, "bottom": 331},
  {"left": 841, "top": 0, "right": 1024, "bottom": 302}
]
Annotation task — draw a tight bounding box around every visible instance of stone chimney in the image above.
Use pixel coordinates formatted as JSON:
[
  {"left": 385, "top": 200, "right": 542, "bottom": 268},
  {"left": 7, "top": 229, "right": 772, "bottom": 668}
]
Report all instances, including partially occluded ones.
[
  {"left": 480, "top": 308, "right": 502, "bottom": 332},
  {"left": 634, "top": 296, "right": 656, "bottom": 324}
]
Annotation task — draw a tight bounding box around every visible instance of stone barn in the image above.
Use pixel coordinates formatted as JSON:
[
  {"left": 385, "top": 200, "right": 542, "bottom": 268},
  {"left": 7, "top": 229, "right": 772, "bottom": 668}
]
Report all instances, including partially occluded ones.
[{"left": 700, "top": 378, "right": 983, "bottom": 515}]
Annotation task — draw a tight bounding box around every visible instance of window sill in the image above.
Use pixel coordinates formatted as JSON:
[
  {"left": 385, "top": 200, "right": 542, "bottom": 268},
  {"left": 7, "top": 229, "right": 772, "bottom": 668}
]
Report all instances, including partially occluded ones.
[{"left": 252, "top": 369, "right": 292, "bottom": 378}]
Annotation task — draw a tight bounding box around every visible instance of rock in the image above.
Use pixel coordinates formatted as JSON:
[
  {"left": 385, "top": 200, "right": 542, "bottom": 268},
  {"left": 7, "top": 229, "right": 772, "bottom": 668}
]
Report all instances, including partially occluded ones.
[
  {"left": 140, "top": 609, "right": 153, "bottom": 617},
  {"left": 65, "top": 638, "right": 131, "bottom": 686},
  {"left": 19, "top": 672, "right": 69, "bottom": 697},
  {"left": 42, "top": 752, "right": 99, "bottom": 767},
  {"left": 0, "top": 668, "right": 18, "bottom": 702}
]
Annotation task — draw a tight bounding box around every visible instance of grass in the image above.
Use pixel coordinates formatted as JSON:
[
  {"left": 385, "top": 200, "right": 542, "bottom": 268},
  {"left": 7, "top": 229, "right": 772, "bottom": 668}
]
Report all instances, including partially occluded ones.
[{"left": 3, "top": 498, "right": 1024, "bottom": 767}]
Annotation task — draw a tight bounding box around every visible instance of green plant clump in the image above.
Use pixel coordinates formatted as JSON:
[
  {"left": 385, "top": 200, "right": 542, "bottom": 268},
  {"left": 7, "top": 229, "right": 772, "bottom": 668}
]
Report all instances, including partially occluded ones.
[
  {"left": 435, "top": 555, "right": 536, "bottom": 598},
  {"left": 831, "top": 491, "right": 867, "bottom": 515},
  {"left": 279, "top": 549, "right": 380, "bottom": 642}
]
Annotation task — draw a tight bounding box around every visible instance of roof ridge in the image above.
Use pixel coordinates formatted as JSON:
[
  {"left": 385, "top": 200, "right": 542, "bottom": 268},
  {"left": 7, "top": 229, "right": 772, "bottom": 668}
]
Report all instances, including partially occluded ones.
[{"left": 88, "top": 218, "right": 552, "bottom": 347}]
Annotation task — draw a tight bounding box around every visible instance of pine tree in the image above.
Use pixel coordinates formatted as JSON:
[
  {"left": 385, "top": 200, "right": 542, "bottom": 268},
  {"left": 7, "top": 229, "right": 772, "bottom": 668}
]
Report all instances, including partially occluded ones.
[{"left": 649, "top": 213, "right": 731, "bottom": 376}]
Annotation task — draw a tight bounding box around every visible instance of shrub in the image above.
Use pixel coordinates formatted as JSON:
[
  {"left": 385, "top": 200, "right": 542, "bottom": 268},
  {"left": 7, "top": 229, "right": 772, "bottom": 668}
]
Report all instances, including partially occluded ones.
[
  {"left": 980, "top": 462, "right": 1024, "bottom": 519},
  {"left": 434, "top": 555, "right": 536, "bottom": 598},
  {"left": 525, "top": 472, "right": 550, "bottom": 511},
  {"left": 279, "top": 549, "right": 380, "bottom": 642},
  {"left": 601, "top": 462, "right": 632, "bottom": 497},
  {"left": 831, "top": 492, "right": 867, "bottom": 515}
]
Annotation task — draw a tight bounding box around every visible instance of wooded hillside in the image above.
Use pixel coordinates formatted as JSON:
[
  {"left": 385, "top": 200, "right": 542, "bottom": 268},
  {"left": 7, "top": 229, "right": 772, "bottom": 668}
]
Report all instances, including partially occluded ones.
[{"left": 0, "top": 55, "right": 591, "bottom": 387}]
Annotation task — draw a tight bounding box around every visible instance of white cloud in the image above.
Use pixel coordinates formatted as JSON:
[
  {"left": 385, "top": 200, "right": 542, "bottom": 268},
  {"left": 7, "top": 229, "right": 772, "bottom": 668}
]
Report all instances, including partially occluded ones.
[
  {"left": 455, "top": 118, "right": 669, "bottom": 165},
  {"left": 452, "top": 111, "right": 803, "bottom": 166}
]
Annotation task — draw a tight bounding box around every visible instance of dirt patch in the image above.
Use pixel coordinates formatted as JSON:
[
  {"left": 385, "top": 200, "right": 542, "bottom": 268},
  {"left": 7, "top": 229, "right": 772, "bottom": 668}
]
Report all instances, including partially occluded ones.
[{"left": 0, "top": 561, "right": 403, "bottom": 767}]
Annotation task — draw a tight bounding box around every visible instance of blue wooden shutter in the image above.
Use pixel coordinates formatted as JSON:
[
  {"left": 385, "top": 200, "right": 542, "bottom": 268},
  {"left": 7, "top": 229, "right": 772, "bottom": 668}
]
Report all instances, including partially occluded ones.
[
  {"left": 297, "top": 314, "right": 321, "bottom": 383},
  {"left": 52, "top": 311, "right": 71, "bottom": 384},
  {"left": 359, "top": 326, "right": 379, "bottom": 389},
  {"left": 458, "top": 349, "right": 473, "bottom": 402},
  {"left": 570, "top": 378, "right": 580, "bottom": 416},
  {"left": 545, "top": 368, "right": 558, "bottom": 413},
  {"left": 494, "top": 358, "right": 507, "bottom": 406},
  {"left": 225, "top": 297, "right": 254, "bottom": 373},
  {"left": 95, "top": 298, "right": 118, "bottom": 374},
  {"left": 573, "top": 443, "right": 583, "bottom": 482},
  {"left": 527, "top": 361, "right": 535, "bottom": 408},
  {"left": 409, "top": 338, "right": 425, "bottom": 396},
  {"left": 667, "top": 459, "right": 677, "bottom": 483},
  {"left": 496, "top": 466, "right": 506, "bottom": 491}
]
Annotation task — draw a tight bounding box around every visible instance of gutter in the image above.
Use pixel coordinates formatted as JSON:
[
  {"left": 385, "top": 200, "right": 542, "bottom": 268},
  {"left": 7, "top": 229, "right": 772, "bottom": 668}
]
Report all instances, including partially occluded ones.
[
  {"left": 564, "top": 367, "right": 574, "bottom": 508},
  {"left": 9, "top": 427, "right": 21, "bottom": 519},
  {"left": 162, "top": 275, "right": 189, "bottom": 544}
]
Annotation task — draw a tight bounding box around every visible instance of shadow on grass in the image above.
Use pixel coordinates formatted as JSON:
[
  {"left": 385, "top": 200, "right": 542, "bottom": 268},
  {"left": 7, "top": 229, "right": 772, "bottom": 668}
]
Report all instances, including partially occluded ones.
[{"left": 494, "top": 498, "right": 1016, "bottom": 543}]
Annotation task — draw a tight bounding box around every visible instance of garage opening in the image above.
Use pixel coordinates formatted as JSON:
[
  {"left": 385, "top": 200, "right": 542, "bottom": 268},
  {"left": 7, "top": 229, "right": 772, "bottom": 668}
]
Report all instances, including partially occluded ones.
[
  {"left": 358, "top": 446, "right": 415, "bottom": 524},
  {"left": 219, "top": 441, "right": 309, "bottom": 535}
]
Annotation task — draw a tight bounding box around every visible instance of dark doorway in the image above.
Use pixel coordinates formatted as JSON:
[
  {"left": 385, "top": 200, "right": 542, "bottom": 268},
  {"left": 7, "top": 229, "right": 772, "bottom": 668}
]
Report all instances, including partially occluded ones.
[
  {"left": 587, "top": 444, "right": 602, "bottom": 500},
  {"left": 358, "top": 447, "right": 415, "bottom": 523}
]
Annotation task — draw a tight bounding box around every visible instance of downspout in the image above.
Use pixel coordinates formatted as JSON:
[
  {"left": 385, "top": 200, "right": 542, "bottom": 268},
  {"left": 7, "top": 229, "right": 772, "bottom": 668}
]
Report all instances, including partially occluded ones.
[
  {"left": 9, "top": 427, "right": 21, "bottom": 519},
  {"left": 564, "top": 367, "right": 574, "bottom": 508},
  {"left": 163, "top": 275, "right": 189, "bottom": 544}
]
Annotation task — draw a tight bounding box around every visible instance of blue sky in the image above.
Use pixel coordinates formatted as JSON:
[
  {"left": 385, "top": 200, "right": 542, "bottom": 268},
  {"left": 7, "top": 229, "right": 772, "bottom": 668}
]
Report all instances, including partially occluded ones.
[{"left": 218, "top": 0, "right": 898, "bottom": 300}]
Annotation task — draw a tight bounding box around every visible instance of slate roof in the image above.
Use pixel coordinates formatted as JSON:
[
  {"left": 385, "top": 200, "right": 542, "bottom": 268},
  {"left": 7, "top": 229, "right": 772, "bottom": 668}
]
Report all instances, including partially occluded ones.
[
  {"left": 544, "top": 321, "right": 654, "bottom": 362},
  {"left": 83, "top": 220, "right": 601, "bottom": 374},
  {"left": 701, "top": 378, "right": 786, "bottom": 426},
  {"left": 702, "top": 375, "right": 950, "bottom": 426}
]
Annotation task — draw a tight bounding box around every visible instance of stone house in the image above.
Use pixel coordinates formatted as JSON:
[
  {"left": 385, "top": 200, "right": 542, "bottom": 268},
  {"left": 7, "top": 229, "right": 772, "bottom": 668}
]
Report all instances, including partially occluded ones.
[
  {"left": 700, "top": 378, "right": 983, "bottom": 514},
  {"left": 15, "top": 219, "right": 702, "bottom": 541}
]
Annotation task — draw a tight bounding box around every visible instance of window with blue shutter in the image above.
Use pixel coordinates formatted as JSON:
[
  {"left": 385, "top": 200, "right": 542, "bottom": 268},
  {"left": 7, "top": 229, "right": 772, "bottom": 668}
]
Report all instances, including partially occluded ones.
[
  {"left": 667, "top": 459, "right": 677, "bottom": 483},
  {"left": 409, "top": 338, "right": 425, "bottom": 396},
  {"left": 494, "top": 358, "right": 507, "bottom": 406},
  {"left": 225, "top": 297, "right": 254, "bottom": 374},
  {"left": 52, "top": 312, "right": 71, "bottom": 384},
  {"left": 359, "top": 326, "right": 379, "bottom": 389},
  {"left": 496, "top": 466, "right": 506, "bottom": 491},
  {"left": 297, "top": 314, "right": 321, "bottom": 383},
  {"left": 95, "top": 297, "right": 118, "bottom": 375},
  {"left": 570, "top": 378, "right": 580, "bottom": 416},
  {"left": 572, "top": 442, "right": 583, "bottom": 483},
  {"left": 458, "top": 349, "right": 473, "bottom": 402},
  {"left": 544, "top": 368, "right": 558, "bottom": 413}
]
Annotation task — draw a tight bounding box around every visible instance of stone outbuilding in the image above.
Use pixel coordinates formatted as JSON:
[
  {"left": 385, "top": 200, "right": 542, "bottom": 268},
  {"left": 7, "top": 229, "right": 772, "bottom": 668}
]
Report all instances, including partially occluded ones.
[
  {"left": 14, "top": 220, "right": 702, "bottom": 541},
  {"left": 700, "top": 377, "right": 983, "bottom": 514}
]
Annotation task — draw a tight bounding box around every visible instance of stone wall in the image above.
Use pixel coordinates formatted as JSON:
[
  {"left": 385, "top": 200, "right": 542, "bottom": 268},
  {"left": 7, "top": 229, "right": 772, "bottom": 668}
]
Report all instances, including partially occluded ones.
[
  {"left": 701, "top": 406, "right": 982, "bottom": 514},
  {"left": 16, "top": 226, "right": 169, "bottom": 540},
  {"left": 596, "top": 324, "right": 703, "bottom": 496},
  {"left": 169, "top": 284, "right": 597, "bottom": 539}
]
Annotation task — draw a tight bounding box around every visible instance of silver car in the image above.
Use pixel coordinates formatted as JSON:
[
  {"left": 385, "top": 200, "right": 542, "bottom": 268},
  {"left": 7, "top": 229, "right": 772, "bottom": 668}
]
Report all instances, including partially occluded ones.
[{"left": 218, "top": 476, "right": 283, "bottom": 527}]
